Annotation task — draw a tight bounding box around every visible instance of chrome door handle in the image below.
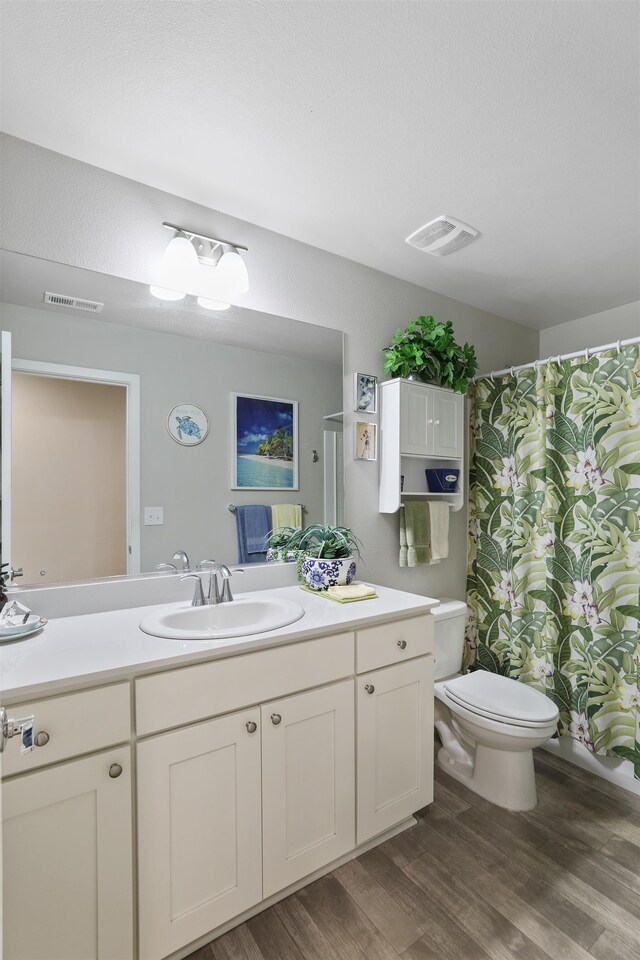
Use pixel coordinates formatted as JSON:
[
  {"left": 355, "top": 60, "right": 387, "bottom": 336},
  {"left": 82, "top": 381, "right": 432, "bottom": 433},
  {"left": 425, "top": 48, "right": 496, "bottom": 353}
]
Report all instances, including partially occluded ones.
[
  {"left": 246, "top": 720, "right": 257, "bottom": 734},
  {"left": 271, "top": 713, "right": 282, "bottom": 725},
  {"left": 397, "top": 640, "right": 407, "bottom": 650},
  {"left": 365, "top": 684, "right": 375, "bottom": 695},
  {"left": 0, "top": 706, "right": 35, "bottom": 752},
  {"left": 108, "top": 763, "right": 123, "bottom": 779}
]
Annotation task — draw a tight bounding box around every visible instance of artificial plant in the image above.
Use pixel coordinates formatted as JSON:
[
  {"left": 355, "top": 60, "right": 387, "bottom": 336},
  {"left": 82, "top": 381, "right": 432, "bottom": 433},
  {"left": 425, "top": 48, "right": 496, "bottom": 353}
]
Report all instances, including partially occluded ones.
[{"left": 382, "top": 315, "right": 478, "bottom": 393}]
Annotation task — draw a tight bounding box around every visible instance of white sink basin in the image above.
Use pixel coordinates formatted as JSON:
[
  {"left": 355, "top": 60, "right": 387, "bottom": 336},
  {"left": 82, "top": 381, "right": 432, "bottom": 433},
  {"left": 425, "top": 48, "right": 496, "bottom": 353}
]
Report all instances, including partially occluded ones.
[{"left": 139, "top": 595, "right": 305, "bottom": 641}]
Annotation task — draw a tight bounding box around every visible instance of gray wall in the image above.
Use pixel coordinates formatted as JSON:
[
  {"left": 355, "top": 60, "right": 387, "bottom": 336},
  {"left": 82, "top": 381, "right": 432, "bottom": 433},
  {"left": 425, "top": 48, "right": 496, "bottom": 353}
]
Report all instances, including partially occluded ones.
[
  {"left": 1, "top": 134, "right": 540, "bottom": 600},
  {"left": 539, "top": 301, "right": 639, "bottom": 357},
  {"left": 2, "top": 302, "right": 341, "bottom": 573}
]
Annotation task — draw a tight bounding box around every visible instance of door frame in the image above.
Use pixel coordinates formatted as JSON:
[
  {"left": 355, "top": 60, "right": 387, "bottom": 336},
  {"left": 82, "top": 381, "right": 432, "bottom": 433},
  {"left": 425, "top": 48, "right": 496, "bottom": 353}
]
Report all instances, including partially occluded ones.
[{"left": 12, "top": 357, "right": 141, "bottom": 576}]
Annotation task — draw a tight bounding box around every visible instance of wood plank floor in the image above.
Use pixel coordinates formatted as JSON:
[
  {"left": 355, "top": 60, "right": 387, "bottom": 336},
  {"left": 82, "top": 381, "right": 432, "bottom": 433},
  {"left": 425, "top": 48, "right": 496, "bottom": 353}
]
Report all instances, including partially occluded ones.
[{"left": 186, "top": 750, "right": 640, "bottom": 960}]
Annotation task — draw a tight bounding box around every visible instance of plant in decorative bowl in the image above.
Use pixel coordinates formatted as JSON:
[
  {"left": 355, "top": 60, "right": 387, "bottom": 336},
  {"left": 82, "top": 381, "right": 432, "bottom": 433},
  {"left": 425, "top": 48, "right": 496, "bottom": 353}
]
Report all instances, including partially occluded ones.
[
  {"left": 382, "top": 315, "right": 478, "bottom": 393},
  {"left": 270, "top": 524, "right": 362, "bottom": 591},
  {"left": 265, "top": 526, "right": 301, "bottom": 563}
]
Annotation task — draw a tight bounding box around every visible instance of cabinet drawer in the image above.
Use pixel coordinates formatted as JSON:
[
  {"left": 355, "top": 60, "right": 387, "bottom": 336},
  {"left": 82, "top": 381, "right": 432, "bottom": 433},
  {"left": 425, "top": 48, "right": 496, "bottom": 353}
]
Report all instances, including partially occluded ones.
[
  {"left": 136, "top": 632, "right": 355, "bottom": 735},
  {"left": 1, "top": 682, "right": 131, "bottom": 777},
  {"left": 356, "top": 616, "right": 433, "bottom": 673}
]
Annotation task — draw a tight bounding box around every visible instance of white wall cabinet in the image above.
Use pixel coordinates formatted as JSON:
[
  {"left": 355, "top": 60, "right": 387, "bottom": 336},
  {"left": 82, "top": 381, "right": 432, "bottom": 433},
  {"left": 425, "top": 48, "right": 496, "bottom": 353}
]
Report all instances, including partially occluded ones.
[
  {"left": 380, "top": 378, "right": 465, "bottom": 512},
  {"left": 357, "top": 657, "right": 434, "bottom": 843},
  {"left": 136, "top": 708, "right": 262, "bottom": 960},
  {"left": 2, "top": 747, "right": 133, "bottom": 960},
  {"left": 262, "top": 680, "right": 355, "bottom": 897}
]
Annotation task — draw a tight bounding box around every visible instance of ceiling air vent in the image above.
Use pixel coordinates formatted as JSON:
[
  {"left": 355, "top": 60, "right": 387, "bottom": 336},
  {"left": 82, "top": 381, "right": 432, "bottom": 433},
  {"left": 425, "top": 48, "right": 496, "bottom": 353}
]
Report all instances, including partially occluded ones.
[
  {"left": 44, "top": 292, "right": 104, "bottom": 313},
  {"left": 406, "top": 216, "right": 478, "bottom": 256}
]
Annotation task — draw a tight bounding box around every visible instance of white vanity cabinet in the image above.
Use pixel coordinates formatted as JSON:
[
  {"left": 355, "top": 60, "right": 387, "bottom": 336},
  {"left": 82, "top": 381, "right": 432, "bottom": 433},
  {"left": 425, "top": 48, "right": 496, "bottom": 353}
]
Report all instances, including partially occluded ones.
[
  {"left": 1, "top": 684, "right": 133, "bottom": 960},
  {"left": 380, "top": 378, "right": 465, "bottom": 512},
  {"left": 355, "top": 616, "right": 435, "bottom": 843},
  {"left": 137, "top": 708, "right": 263, "bottom": 960}
]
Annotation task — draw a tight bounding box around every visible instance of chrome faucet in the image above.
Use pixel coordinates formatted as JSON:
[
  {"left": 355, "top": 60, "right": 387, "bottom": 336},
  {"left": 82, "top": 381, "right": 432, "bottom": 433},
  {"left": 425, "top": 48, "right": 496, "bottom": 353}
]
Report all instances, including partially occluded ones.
[
  {"left": 180, "top": 563, "right": 237, "bottom": 606},
  {"left": 180, "top": 573, "right": 206, "bottom": 606},
  {"left": 171, "top": 550, "right": 190, "bottom": 571}
]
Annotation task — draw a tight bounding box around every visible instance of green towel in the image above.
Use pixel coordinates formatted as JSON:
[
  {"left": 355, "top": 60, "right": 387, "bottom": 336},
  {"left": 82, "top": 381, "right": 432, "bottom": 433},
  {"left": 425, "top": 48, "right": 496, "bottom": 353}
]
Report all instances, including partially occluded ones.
[
  {"left": 400, "top": 502, "right": 435, "bottom": 567},
  {"left": 429, "top": 501, "right": 449, "bottom": 560},
  {"left": 299, "top": 584, "right": 378, "bottom": 603}
]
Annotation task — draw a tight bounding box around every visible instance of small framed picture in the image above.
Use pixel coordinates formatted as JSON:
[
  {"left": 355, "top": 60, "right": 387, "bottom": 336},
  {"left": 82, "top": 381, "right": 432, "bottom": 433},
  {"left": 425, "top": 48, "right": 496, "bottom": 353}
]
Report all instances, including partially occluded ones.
[
  {"left": 167, "top": 403, "right": 209, "bottom": 445},
  {"left": 354, "top": 373, "right": 377, "bottom": 413},
  {"left": 355, "top": 421, "right": 377, "bottom": 461}
]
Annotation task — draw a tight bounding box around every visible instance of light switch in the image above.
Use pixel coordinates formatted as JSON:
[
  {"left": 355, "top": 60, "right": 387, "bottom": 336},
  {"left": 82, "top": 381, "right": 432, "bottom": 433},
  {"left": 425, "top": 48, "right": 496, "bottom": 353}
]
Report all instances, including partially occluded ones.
[{"left": 144, "top": 507, "right": 164, "bottom": 526}]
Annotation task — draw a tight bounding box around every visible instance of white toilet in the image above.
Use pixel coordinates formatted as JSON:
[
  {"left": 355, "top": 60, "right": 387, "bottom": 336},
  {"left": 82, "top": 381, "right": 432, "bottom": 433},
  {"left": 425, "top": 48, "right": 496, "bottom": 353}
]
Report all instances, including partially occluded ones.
[{"left": 432, "top": 600, "right": 559, "bottom": 811}]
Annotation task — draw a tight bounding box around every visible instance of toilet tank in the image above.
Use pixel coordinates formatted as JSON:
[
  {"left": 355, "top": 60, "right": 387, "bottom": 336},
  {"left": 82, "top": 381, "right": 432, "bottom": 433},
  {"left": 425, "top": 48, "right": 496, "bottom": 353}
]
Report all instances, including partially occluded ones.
[{"left": 431, "top": 599, "right": 468, "bottom": 680}]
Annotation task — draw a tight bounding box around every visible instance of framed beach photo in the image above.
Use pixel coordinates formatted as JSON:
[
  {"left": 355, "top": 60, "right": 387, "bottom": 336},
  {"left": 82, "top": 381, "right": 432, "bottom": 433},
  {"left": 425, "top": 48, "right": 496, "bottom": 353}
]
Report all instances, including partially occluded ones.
[
  {"left": 232, "top": 393, "right": 299, "bottom": 490},
  {"left": 354, "top": 421, "right": 377, "bottom": 461},
  {"left": 354, "top": 372, "right": 377, "bottom": 413}
]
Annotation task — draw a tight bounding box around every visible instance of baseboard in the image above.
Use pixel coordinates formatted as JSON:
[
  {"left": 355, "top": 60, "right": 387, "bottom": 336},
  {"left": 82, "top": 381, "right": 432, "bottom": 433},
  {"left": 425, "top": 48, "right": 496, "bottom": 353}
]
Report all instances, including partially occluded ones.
[{"left": 542, "top": 737, "right": 640, "bottom": 798}]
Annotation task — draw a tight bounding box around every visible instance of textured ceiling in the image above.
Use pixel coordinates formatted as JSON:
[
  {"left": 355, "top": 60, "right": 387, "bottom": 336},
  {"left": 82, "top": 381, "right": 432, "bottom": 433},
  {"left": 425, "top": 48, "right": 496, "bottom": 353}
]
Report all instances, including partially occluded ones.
[
  {"left": 0, "top": 251, "right": 343, "bottom": 366},
  {"left": 1, "top": 1, "right": 639, "bottom": 328}
]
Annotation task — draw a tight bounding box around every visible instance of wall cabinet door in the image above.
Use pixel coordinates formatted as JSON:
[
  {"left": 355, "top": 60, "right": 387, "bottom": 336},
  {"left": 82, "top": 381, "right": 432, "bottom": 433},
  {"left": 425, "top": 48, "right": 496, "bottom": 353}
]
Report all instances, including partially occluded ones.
[
  {"left": 357, "top": 657, "right": 434, "bottom": 844},
  {"left": 400, "top": 382, "right": 434, "bottom": 455},
  {"left": 2, "top": 747, "right": 133, "bottom": 960},
  {"left": 431, "top": 390, "right": 463, "bottom": 458},
  {"left": 137, "top": 709, "right": 262, "bottom": 960},
  {"left": 261, "top": 679, "right": 355, "bottom": 897}
]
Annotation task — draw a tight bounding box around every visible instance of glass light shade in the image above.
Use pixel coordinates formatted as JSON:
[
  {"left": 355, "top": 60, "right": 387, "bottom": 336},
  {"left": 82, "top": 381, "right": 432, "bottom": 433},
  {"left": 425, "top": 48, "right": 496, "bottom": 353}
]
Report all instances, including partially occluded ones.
[
  {"left": 197, "top": 297, "right": 231, "bottom": 311},
  {"left": 149, "top": 285, "right": 186, "bottom": 301},
  {"left": 157, "top": 234, "right": 200, "bottom": 293},
  {"left": 212, "top": 249, "right": 249, "bottom": 300}
]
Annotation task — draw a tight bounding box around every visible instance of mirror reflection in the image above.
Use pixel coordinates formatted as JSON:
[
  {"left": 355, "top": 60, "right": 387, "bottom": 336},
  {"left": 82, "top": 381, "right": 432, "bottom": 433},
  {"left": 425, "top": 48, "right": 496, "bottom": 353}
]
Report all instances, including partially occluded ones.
[{"left": 0, "top": 250, "right": 344, "bottom": 586}]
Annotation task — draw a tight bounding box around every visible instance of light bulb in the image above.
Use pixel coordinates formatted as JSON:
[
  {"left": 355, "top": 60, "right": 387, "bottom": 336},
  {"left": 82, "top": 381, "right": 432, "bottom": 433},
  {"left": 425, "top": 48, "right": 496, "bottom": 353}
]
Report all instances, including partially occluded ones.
[
  {"left": 156, "top": 234, "right": 200, "bottom": 293},
  {"left": 149, "top": 285, "right": 185, "bottom": 301},
  {"left": 197, "top": 297, "right": 231, "bottom": 311},
  {"left": 212, "top": 249, "right": 249, "bottom": 300}
]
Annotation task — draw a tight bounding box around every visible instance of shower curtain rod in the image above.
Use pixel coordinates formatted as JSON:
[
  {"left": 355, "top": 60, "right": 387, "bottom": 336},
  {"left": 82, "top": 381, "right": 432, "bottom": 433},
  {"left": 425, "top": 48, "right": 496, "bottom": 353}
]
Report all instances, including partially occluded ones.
[{"left": 472, "top": 334, "right": 640, "bottom": 383}]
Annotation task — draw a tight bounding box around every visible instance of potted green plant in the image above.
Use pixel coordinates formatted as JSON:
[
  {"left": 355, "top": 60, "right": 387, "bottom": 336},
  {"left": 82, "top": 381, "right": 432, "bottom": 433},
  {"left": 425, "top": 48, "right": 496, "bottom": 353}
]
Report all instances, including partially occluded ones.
[
  {"left": 265, "top": 526, "right": 300, "bottom": 563},
  {"left": 382, "top": 315, "right": 478, "bottom": 393},
  {"left": 267, "top": 524, "right": 362, "bottom": 591}
]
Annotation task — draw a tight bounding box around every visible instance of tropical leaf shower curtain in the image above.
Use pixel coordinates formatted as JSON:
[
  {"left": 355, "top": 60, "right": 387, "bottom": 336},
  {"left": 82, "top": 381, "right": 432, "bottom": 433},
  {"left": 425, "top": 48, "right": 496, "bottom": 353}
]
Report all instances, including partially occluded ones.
[{"left": 466, "top": 345, "right": 640, "bottom": 777}]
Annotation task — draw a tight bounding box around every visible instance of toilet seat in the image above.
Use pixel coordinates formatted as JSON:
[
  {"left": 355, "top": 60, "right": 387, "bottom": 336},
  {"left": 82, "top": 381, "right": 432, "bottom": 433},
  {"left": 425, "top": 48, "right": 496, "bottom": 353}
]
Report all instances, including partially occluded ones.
[{"left": 443, "top": 671, "right": 558, "bottom": 728}]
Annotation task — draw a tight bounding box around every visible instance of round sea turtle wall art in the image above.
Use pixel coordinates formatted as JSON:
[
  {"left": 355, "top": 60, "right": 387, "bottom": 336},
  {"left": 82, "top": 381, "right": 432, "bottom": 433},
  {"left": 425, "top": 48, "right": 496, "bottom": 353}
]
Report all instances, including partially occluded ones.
[{"left": 167, "top": 404, "right": 209, "bottom": 446}]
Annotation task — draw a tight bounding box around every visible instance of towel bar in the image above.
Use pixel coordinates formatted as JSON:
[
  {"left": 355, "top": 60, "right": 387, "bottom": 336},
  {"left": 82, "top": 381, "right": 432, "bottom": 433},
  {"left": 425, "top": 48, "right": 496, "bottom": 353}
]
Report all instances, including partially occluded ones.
[{"left": 228, "top": 503, "right": 306, "bottom": 513}]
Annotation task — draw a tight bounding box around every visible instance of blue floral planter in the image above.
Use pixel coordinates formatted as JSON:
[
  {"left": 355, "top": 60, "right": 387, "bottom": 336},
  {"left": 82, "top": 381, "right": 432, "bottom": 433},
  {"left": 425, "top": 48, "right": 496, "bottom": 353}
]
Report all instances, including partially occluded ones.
[{"left": 302, "top": 556, "right": 357, "bottom": 591}]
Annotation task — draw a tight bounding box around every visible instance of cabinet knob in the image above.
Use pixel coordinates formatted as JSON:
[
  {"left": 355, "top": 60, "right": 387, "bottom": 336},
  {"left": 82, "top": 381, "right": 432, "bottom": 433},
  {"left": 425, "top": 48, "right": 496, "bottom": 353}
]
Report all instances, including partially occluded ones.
[
  {"left": 365, "top": 684, "right": 375, "bottom": 695},
  {"left": 435, "top": 419, "right": 440, "bottom": 425},
  {"left": 397, "top": 640, "right": 407, "bottom": 650},
  {"left": 428, "top": 418, "right": 433, "bottom": 424},
  {"left": 271, "top": 713, "right": 282, "bottom": 725},
  {"left": 108, "top": 763, "right": 123, "bottom": 779},
  {"left": 34, "top": 731, "right": 50, "bottom": 747},
  {"left": 246, "top": 720, "right": 257, "bottom": 734}
]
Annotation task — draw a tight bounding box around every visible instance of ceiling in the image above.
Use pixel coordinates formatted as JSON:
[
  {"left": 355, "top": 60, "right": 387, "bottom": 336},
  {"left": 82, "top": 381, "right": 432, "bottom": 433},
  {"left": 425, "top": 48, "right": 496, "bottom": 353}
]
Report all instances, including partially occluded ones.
[
  {"left": 0, "top": 251, "right": 343, "bottom": 366},
  {"left": 1, "top": 1, "right": 639, "bottom": 329}
]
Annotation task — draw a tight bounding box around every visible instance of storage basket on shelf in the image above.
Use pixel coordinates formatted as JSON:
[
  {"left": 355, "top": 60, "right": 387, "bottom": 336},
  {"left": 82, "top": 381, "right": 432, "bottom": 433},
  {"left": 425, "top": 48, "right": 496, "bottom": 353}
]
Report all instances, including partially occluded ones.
[{"left": 425, "top": 468, "right": 460, "bottom": 492}]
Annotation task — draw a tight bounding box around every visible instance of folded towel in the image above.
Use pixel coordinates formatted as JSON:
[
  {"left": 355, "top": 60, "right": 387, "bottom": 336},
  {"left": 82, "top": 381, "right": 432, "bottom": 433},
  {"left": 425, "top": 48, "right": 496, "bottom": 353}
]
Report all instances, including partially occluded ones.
[
  {"left": 328, "top": 583, "right": 377, "bottom": 600},
  {"left": 429, "top": 501, "right": 450, "bottom": 560},
  {"left": 272, "top": 503, "right": 302, "bottom": 530},
  {"left": 235, "top": 505, "right": 272, "bottom": 564},
  {"left": 399, "top": 507, "right": 408, "bottom": 567},
  {"left": 299, "top": 584, "right": 378, "bottom": 603}
]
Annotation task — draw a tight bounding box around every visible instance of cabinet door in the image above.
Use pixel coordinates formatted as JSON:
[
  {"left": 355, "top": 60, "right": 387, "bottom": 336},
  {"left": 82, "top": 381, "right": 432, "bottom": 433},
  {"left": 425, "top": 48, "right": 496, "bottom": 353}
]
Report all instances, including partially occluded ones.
[
  {"left": 400, "top": 382, "right": 434, "bottom": 455},
  {"left": 432, "top": 390, "right": 463, "bottom": 458},
  {"left": 357, "top": 658, "right": 434, "bottom": 844},
  {"left": 262, "top": 680, "right": 355, "bottom": 897},
  {"left": 2, "top": 748, "right": 133, "bottom": 960},
  {"left": 137, "top": 709, "right": 262, "bottom": 960}
]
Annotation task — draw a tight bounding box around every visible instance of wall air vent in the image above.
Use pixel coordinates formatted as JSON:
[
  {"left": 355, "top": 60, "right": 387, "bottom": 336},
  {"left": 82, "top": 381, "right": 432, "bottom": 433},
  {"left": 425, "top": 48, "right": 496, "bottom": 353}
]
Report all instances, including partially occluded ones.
[
  {"left": 406, "top": 216, "right": 478, "bottom": 256},
  {"left": 44, "top": 292, "right": 104, "bottom": 313}
]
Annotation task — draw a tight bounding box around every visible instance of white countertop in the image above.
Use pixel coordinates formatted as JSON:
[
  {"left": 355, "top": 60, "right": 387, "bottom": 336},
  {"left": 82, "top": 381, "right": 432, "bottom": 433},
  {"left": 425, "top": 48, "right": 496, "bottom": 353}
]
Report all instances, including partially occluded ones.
[{"left": 0, "top": 584, "right": 438, "bottom": 703}]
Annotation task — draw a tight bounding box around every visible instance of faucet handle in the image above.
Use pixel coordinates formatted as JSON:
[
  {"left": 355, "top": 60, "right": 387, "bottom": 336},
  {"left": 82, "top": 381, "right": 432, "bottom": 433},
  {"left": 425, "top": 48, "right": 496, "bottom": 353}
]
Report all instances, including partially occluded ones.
[
  {"left": 219, "top": 566, "right": 234, "bottom": 603},
  {"left": 156, "top": 562, "right": 177, "bottom": 573},
  {"left": 180, "top": 573, "right": 206, "bottom": 607},
  {"left": 197, "top": 559, "right": 217, "bottom": 569}
]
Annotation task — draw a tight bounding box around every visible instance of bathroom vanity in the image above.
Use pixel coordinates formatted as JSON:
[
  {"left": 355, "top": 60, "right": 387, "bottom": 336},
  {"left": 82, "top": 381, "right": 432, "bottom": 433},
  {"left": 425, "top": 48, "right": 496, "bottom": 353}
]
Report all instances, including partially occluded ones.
[{"left": 0, "top": 581, "right": 437, "bottom": 960}]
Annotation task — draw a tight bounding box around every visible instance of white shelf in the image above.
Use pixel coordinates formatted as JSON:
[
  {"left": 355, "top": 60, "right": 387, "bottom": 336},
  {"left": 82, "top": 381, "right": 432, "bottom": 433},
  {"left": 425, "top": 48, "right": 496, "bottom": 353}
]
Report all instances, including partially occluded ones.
[
  {"left": 401, "top": 491, "right": 456, "bottom": 497},
  {"left": 323, "top": 411, "right": 344, "bottom": 422}
]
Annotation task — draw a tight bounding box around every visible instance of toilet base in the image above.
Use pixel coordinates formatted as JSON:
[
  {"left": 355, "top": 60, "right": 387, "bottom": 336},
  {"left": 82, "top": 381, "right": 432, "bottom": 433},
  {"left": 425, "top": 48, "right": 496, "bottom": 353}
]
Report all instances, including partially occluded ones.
[{"left": 437, "top": 742, "right": 538, "bottom": 811}]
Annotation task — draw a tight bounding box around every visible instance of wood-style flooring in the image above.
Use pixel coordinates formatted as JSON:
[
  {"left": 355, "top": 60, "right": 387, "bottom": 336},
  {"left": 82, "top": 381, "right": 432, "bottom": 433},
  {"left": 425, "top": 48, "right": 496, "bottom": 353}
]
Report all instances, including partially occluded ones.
[{"left": 186, "top": 750, "right": 640, "bottom": 960}]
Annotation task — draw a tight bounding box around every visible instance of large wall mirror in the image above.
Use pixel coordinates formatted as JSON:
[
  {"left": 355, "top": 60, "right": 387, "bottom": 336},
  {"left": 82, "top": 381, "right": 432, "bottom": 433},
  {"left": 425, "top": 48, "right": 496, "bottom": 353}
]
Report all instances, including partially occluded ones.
[{"left": 0, "top": 250, "right": 344, "bottom": 586}]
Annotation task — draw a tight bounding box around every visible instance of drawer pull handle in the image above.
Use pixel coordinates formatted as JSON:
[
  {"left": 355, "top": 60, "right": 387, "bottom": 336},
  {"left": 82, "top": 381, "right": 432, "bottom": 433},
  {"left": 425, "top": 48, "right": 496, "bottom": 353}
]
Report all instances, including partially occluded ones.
[
  {"left": 108, "top": 763, "right": 123, "bottom": 779},
  {"left": 397, "top": 640, "right": 407, "bottom": 650},
  {"left": 365, "top": 684, "right": 375, "bottom": 695},
  {"left": 34, "top": 731, "right": 50, "bottom": 747},
  {"left": 246, "top": 720, "right": 257, "bottom": 734},
  {"left": 271, "top": 713, "right": 282, "bottom": 726}
]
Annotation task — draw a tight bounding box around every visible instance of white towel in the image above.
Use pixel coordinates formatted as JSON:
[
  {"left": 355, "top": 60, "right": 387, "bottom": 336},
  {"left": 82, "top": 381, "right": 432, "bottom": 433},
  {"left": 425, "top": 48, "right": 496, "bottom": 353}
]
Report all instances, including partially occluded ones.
[{"left": 428, "top": 501, "right": 449, "bottom": 561}]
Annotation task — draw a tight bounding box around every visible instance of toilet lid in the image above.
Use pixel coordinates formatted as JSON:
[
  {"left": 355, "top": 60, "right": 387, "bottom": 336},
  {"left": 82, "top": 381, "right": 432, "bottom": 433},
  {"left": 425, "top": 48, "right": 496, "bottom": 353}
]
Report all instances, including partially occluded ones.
[{"left": 443, "top": 672, "right": 559, "bottom": 725}]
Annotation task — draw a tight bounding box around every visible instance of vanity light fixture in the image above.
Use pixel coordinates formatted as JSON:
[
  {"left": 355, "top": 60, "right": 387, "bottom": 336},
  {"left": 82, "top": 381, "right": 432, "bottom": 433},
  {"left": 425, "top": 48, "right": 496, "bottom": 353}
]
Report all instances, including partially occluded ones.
[{"left": 149, "top": 222, "right": 249, "bottom": 310}]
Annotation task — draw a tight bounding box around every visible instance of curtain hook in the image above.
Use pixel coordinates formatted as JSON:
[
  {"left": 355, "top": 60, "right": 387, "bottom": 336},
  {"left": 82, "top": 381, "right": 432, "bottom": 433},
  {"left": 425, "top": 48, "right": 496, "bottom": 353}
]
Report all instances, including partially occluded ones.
[
  {"left": 617, "top": 339, "right": 622, "bottom": 352},
  {"left": 510, "top": 365, "right": 515, "bottom": 377},
  {"left": 490, "top": 370, "right": 495, "bottom": 382},
  {"left": 584, "top": 346, "right": 590, "bottom": 361}
]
